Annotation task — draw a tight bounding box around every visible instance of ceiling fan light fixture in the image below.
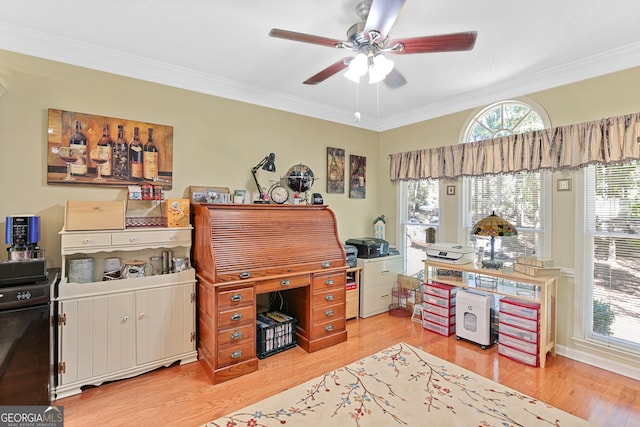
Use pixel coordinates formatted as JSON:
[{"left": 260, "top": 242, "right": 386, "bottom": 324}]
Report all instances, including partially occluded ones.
[
  {"left": 344, "top": 52, "right": 368, "bottom": 83},
  {"left": 344, "top": 68, "right": 362, "bottom": 83},
  {"left": 349, "top": 53, "right": 368, "bottom": 75},
  {"left": 368, "top": 53, "right": 394, "bottom": 83}
]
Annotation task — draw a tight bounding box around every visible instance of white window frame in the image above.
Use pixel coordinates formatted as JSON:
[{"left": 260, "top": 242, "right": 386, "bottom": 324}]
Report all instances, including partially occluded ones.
[
  {"left": 460, "top": 172, "right": 553, "bottom": 257},
  {"left": 574, "top": 166, "right": 640, "bottom": 359},
  {"left": 458, "top": 98, "right": 552, "bottom": 256}
]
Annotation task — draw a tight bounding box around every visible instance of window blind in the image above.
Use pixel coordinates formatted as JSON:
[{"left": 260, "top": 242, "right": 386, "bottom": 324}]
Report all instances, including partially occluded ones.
[
  {"left": 585, "top": 163, "right": 640, "bottom": 350},
  {"left": 466, "top": 171, "right": 545, "bottom": 263}
]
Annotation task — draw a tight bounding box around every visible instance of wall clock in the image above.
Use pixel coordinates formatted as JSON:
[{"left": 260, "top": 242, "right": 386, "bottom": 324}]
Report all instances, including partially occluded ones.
[{"left": 269, "top": 184, "right": 289, "bottom": 204}]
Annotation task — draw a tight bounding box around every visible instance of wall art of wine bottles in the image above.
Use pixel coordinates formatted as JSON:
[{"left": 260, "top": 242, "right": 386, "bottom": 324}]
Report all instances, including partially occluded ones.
[{"left": 46, "top": 108, "right": 173, "bottom": 189}]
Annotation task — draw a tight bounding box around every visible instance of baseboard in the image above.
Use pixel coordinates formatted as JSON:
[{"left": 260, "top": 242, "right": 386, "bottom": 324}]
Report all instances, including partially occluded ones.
[{"left": 556, "top": 344, "right": 640, "bottom": 381}]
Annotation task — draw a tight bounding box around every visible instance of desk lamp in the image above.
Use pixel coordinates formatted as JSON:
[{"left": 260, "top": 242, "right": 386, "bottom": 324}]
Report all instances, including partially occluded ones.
[
  {"left": 471, "top": 211, "right": 517, "bottom": 269},
  {"left": 251, "top": 153, "right": 276, "bottom": 203}
]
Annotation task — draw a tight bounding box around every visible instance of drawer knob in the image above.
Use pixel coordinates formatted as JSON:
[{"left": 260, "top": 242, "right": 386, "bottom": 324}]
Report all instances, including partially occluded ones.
[
  {"left": 325, "top": 294, "right": 334, "bottom": 301},
  {"left": 122, "top": 315, "right": 130, "bottom": 322},
  {"left": 239, "top": 272, "right": 251, "bottom": 279},
  {"left": 325, "top": 309, "right": 334, "bottom": 317},
  {"left": 230, "top": 313, "right": 243, "bottom": 321},
  {"left": 230, "top": 331, "right": 243, "bottom": 340},
  {"left": 321, "top": 262, "right": 330, "bottom": 268},
  {"left": 280, "top": 279, "right": 290, "bottom": 286},
  {"left": 138, "top": 312, "right": 146, "bottom": 320},
  {"left": 130, "top": 237, "right": 137, "bottom": 242},
  {"left": 82, "top": 239, "right": 91, "bottom": 245},
  {"left": 169, "top": 234, "right": 176, "bottom": 240},
  {"left": 325, "top": 279, "right": 334, "bottom": 286},
  {"left": 325, "top": 324, "right": 334, "bottom": 332},
  {"left": 230, "top": 294, "right": 243, "bottom": 302},
  {"left": 230, "top": 350, "right": 243, "bottom": 359}
]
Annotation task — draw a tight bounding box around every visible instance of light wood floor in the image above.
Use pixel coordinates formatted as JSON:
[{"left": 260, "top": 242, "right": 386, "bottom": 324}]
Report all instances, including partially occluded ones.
[{"left": 55, "top": 314, "right": 639, "bottom": 426}]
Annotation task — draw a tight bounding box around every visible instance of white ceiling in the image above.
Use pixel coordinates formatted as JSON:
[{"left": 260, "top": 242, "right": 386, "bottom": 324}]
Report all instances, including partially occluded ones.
[{"left": 1, "top": 0, "right": 640, "bottom": 131}]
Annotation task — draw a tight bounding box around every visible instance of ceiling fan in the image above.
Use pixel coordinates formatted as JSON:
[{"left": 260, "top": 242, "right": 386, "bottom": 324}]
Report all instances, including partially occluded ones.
[{"left": 269, "top": 0, "right": 477, "bottom": 89}]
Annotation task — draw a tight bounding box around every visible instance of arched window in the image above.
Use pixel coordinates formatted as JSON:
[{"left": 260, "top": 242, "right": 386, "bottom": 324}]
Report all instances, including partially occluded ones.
[{"left": 462, "top": 99, "right": 551, "bottom": 264}]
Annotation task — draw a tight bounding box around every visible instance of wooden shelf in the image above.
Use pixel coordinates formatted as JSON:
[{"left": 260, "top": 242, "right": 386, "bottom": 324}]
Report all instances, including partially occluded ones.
[{"left": 424, "top": 259, "right": 557, "bottom": 368}]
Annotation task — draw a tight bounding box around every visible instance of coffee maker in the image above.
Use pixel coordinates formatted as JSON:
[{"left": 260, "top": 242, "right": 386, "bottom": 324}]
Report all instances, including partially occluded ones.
[
  {"left": 1, "top": 215, "right": 47, "bottom": 285},
  {"left": 6, "top": 215, "right": 42, "bottom": 260}
]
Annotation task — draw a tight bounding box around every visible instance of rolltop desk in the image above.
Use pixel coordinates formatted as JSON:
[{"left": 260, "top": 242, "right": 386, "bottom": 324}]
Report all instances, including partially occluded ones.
[{"left": 192, "top": 204, "right": 348, "bottom": 383}]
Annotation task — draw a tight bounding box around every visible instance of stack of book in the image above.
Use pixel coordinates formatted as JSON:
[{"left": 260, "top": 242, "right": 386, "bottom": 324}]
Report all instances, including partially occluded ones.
[
  {"left": 513, "top": 256, "right": 561, "bottom": 277},
  {"left": 256, "top": 311, "right": 297, "bottom": 359}
]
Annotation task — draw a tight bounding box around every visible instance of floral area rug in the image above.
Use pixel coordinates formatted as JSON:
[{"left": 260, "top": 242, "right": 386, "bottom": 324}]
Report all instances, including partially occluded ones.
[{"left": 203, "top": 342, "right": 595, "bottom": 427}]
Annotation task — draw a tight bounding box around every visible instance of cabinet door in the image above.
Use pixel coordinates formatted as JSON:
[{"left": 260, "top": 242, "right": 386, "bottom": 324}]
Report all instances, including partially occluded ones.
[
  {"left": 58, "top": 294, "right": 135, "bottom": 385},
  {"left": 135, "top": 283, "right": 195, "bottom": 365}
]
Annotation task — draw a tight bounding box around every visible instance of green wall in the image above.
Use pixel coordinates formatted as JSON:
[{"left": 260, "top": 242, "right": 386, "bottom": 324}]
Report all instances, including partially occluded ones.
[
  {"left": 0, "top": 49, "right": 379, "bottom": 269},
  {"left": 379, "top": 66, "right": 640, "bottom": 378}
]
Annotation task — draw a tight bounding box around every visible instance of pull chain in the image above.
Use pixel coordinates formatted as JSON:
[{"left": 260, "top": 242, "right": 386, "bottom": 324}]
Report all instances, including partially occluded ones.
[
  {"left": 354, "top": 82, "right": 361, "bottom": 123},
  {"left": 376, "top": 82, "right": 380, "bottom": 131}
]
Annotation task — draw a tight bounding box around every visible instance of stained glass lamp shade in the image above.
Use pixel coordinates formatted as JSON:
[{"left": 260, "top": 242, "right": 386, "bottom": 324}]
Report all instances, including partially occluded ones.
[{"left": 471, "top": 211, "right": 517, "bottom": 269}]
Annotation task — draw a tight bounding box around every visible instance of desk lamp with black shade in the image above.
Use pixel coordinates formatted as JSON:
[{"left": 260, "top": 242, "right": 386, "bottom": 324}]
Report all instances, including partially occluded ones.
[
  {"left": 251, "top": 153, "right": 276, "bottom": 203},
  {"left": 471, "top": 211, "right": 517, "bottom": 269}
]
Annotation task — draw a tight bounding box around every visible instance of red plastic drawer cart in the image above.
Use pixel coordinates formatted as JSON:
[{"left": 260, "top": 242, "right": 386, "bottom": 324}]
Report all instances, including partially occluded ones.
[{"left": 422, "top": 281, "right": 459, "bottom": 336}]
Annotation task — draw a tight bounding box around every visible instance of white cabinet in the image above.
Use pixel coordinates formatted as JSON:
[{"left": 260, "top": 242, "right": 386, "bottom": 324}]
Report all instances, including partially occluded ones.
[
  {"left": 54, "top": 227, "right": 197, "bottom": 399},
  {"left": 358, "top": 255, "right": 403, "bottom": 318}
]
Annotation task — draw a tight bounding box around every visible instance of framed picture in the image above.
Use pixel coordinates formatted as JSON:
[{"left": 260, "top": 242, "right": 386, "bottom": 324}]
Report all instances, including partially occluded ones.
[
  {"left": 327, "top": 147, "right": 345, "bottom": 193},
  {"left": 349, "top": 154, "right": 366, "bottom": 199},
  {"left": 233, "top": 189, "right": 246, "bottom": 204},
  {"left": 557, "top": 178, "right": 572, "bottom": 191},
  {"left": 47, "top": 108, "right": 174, "bottom": 188},
  {"left": 446, "top": 185, "right": 456, "bottom": 196},
  {"left": 189, "top": 186, "right": 231, "bottom": 203}
]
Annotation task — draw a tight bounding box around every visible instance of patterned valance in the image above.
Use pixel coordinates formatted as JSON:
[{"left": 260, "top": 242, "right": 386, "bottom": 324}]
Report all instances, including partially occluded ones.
[{"left": 389, "top": 112, "right": 640, "bottom": 181}]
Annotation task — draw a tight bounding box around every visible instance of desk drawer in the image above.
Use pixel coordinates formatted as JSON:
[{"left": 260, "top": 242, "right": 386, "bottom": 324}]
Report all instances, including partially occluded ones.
[
  {"left": 312, "top": 301, "right": 345, "bottom": 322},
  {"left": 217, "top": 287, "right": 255, "bottom": 311},
  {"left": 217, "top": 324, "right": 255, "bottom": 348},
  {"left": 311, "top": 317, "right": 345, "bottom": 338},
  {"left": 312, "top": 272, "right": 346, "bottom": 292},
  {"left": 217, "top": 305, "right": 255, "bottom": 330},
  {"left": 259, "top": 274, "right": 309, "bottom": 293},
  {"left": 216, "top": 340, "right": 255, "bottom": 368},
  {"left": 312, "top": 288, "right": 345, "bottom": 307}
]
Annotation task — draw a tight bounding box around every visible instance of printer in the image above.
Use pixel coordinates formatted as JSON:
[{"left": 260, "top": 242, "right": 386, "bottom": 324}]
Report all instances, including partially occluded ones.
[
  {"left": 345, "top": 237, "right": 389, "bottom": 259},
  {"left": 425, "top": 243, "right": 475, "bottom": 264},
  {"left": 344, "top": 245, "right": 358, "bottom": 267}
]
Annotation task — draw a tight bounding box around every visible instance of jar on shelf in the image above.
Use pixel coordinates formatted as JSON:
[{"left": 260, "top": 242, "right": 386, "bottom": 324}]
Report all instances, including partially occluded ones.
[{"left": 141, "top": 184, "right": 153, "bottom": 200}]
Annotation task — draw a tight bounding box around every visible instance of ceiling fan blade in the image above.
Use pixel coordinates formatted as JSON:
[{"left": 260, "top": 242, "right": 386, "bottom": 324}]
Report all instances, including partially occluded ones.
[
  {"left": 389, "top": 31, "right": 478, "bottom": 54},
  {"left": 364, "top": 0, "right": 407, "bottom": 41},
  {"left": 269, "top": 28, "right": 344, "bottom": 48},
  {"left": 303, "top": 57, "right": 352, "bottom": 85},
  {"left": 384, "top": 68, "right": 407, "bottom": 89}
]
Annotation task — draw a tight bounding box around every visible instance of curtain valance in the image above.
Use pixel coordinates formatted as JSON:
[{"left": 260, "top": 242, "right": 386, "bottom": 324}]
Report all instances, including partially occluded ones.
[{"left": 389, "top": 112, "right": 640, "bottom": 181}]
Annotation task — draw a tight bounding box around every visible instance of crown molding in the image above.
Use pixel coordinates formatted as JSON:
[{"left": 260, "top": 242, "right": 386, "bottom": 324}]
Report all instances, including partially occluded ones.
[
  {"left": 2, "top": 23, "right": 639, "bottom": 132},
  {"left": 379, "top": 41, "right": 640, "bottom": 131}
]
